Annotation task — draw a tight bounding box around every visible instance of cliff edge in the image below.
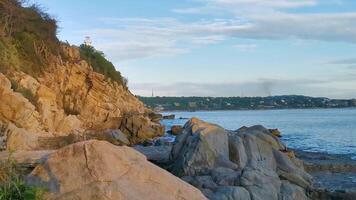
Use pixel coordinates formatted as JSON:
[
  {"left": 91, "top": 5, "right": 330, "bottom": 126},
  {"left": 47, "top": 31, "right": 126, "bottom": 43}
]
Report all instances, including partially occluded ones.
[{"left": 0, "top": 0, "right": 163, "bottom": 151}]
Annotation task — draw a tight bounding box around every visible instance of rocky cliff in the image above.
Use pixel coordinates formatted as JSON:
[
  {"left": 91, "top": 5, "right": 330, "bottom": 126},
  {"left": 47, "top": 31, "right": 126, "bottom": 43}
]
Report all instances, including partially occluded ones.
[
  {"left": 0, "top": 0, "right": 163, "bottom": 151},
  {"left": 0, "top": 44, "right": 165, "bottom": 150}
]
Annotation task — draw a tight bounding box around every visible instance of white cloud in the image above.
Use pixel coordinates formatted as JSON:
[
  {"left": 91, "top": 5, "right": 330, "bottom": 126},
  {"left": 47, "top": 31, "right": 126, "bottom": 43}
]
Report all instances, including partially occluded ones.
[
  {"left": 77, "top": 0, "right": 356, "bottom": 62},
  {"left": 81, "top": 18, "right": 251, "bottom": 61}
]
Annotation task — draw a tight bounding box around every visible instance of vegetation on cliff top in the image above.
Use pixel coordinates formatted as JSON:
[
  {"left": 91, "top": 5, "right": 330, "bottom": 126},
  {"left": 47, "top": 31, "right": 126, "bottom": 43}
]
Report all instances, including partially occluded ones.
[
  {"left": 0, "top": 0, "right": 127, "bottom": 87},
  {"left": 79, "top": 44, "right": 127, "bottom": 87},
  {"left": 0, "top": 0, "right": 59, "bottom": 75}
]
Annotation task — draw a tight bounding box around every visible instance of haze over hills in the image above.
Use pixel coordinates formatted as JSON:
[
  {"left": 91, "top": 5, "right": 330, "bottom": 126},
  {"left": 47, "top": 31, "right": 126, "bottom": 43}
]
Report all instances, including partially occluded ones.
[{"left": 139, "top": 95, "right": 356, "bottom": 111}]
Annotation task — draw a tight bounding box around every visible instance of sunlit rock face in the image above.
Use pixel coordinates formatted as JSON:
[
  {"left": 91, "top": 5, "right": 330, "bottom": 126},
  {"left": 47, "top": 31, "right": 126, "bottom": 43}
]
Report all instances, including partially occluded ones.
[
  {"left": 26, "top": 140, "right": 207, "bottom": 200},
  {"left": 0, "top": 45, "right": 163, "bottom": 150}
]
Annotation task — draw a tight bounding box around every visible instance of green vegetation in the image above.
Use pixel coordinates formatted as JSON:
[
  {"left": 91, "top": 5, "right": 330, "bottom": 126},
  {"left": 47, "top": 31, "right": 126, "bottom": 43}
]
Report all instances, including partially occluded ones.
[
  {"left": 79, "top": 44, "right": 127, "bottom": 88},
  {"left": 139, "top": 95, "right": 356, "bottom": 111},
  {"left": 0, "top": 0, "right": 60, "bottom": 76},
  {"left": 0, "top": 153, "right": 45, "bottom": 200}
]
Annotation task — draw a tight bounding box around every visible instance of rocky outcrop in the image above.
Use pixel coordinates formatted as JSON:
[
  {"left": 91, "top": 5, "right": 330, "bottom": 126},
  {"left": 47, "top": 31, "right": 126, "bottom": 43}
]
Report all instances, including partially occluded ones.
[
  {"left": 26, "top": 140, "right": 207, "bottom": 200},
  {"left": 169, "top": 118, "right": 313, "bottom": 200},
  {"left": 0, "top": 73, "right": 43, "bottom": 133},
  {"left": 0, "top": 45, "right": 164, "bottom": 150},
  {"left": 148, "top": 112, "right": 163, "bottom": 123},
  {"left": 118, "top": 114, "right": 165, "bottom": 144}
]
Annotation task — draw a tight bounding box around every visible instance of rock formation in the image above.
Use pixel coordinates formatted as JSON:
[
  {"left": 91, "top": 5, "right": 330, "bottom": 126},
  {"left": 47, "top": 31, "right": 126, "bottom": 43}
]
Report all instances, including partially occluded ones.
[
  {"left": 26, "top": 140, "right": 207, "bottom": 200},
  {"left": 169, "top": 118, "right": 313, "bottom": 200},
  {"left": 0, "top": 45, "right": 164, "bottom": 150}
]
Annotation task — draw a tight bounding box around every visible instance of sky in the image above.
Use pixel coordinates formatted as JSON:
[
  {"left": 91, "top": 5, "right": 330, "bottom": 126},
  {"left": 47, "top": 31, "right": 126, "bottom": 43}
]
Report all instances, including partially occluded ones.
[{"left": 31, "top": 0, "right": 356, "bottom": 98}]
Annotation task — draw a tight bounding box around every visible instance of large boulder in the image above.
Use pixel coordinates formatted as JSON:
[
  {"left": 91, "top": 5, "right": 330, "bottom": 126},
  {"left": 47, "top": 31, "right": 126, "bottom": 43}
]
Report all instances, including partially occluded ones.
[
  {"left": 170, "top": 118, "right": 237, "bottom": 176},
  {"left": 170, "top": 118, "right": 313, "bottom": 200},
  {"left": 27, "top": 140, "right": 207, "bottom": 200}
]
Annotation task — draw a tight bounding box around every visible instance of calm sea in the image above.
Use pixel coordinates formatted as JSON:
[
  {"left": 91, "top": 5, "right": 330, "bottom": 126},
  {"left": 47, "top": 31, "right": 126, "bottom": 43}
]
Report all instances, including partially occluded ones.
[{"left": 161, "top": 108, "right": 356, "bottom": 158}]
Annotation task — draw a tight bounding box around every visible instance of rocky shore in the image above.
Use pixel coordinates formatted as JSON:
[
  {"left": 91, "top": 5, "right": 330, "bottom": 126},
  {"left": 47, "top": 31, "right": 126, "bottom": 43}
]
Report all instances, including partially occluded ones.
[
  {"left": 1, "top": 116, "right": 356, "bottom": 199},
  {"left": 136, "top": 118, "right": 356, "bottom": 200},
  {"left": 137, "top": 118, "right": 313, "bottom": 200},
  {"left": 295, "top": 150, "right": 356, "bottom": 199}
]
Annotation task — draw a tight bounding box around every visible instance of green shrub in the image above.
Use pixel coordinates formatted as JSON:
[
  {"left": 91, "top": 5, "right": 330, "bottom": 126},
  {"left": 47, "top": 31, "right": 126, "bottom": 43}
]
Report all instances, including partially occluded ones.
[
  {"left": 79, "top": 44, "right": 125, "bottom": 87},
  {"left": 0, "top": 153, "right": 45, "bottom": 200},
  {"left": 0, "top": 0, "right": 60, "bottom": 76}
]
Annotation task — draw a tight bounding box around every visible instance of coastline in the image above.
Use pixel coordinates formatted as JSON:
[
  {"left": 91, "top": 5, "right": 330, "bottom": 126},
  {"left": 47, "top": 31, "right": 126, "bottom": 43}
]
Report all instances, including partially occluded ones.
[{"left": 160, "top": 107, "right": 356, "bottom": 113}]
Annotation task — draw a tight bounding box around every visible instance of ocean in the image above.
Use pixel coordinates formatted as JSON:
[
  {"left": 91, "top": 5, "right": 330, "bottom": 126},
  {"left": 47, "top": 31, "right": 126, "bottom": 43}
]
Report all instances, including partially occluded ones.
[{"left": 161, "top": 108, "right": 356, "bottom": 158}]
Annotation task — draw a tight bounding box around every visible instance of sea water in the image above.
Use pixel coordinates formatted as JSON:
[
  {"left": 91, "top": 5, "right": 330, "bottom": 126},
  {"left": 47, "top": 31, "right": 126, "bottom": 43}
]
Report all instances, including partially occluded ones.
[{"left": 161, "top": 108, "right": 356, "bottom": 158}]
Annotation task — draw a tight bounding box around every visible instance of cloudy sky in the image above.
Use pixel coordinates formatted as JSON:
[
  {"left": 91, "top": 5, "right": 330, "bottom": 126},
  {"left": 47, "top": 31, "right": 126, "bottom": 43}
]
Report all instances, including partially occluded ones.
[{"left": 34, "top": 0, "right": 356, "bottom": 98}]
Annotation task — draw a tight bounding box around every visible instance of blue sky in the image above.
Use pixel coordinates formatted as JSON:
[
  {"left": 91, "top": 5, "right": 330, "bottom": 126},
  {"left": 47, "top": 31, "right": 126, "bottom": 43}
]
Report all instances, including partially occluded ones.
[{"left": 33, "top": 0, "right": 356, "bottom": 98}]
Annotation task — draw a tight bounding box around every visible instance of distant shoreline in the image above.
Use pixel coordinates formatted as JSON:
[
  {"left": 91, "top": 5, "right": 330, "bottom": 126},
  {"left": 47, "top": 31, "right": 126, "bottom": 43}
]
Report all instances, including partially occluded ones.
[
  {"left": 139, "top": 95, "right": 356, "bottom": 112},
  {"left": 159, "top": 107, "right": 356, "bottom": 113}
]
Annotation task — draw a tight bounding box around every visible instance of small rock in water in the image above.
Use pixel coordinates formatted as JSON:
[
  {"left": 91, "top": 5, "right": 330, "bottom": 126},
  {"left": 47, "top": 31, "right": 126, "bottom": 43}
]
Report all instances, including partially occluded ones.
[
  {"left": 163, "top": 114, "right": 175, "bottom": 119},
  {"left": 170, "top": 125, "right": 183, "bottom": 136}
]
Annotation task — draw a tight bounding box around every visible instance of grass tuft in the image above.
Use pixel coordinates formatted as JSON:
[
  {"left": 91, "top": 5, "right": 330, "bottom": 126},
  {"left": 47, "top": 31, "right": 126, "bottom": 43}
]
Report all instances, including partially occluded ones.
[{"left": 0, "top": 152, "right": 45, "bottom": 200}]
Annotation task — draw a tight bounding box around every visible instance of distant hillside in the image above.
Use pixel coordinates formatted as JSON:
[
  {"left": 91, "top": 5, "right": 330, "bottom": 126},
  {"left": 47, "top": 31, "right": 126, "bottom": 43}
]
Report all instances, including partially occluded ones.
[{"left": 139, "top": 95, "right": 356, "bottom": 111}]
